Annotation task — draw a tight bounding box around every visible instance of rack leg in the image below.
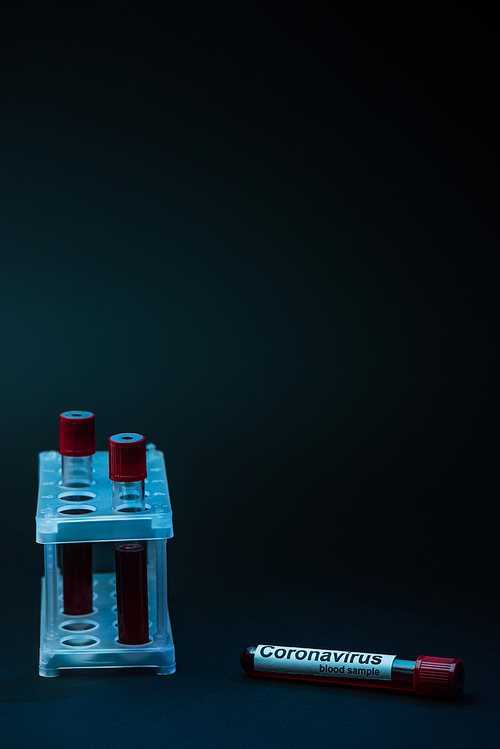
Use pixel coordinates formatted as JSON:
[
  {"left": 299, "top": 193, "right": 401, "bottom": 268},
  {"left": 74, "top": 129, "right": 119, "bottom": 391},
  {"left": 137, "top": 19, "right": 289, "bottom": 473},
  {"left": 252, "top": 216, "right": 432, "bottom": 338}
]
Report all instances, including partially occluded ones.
[
  {"left": 153, "top": 539, "right": 168, "bottom": 647},
  {"left": 44, "top": 544, "right": 59, "bottom": 641}
]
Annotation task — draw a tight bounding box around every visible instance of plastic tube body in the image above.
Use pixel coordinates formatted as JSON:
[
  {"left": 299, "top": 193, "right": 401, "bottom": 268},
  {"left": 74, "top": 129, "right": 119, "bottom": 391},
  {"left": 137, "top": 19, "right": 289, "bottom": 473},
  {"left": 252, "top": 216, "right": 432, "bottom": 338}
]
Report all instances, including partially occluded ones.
[
  {"left": 112, "top": 480, "right": 146, "bottom": 512},
  {"left": 241, "top": 647, "right": 412, "bottom": 692},
  {"left": 61, "top": 455, "right": 93, "bottom": 488}
]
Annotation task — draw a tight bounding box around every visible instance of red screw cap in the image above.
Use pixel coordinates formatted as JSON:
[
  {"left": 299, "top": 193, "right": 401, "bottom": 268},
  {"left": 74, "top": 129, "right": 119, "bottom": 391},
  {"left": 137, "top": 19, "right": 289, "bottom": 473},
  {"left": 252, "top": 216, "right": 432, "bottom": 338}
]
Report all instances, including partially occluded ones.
[
  {"left": 109, "top": 433, "right": 147, "bottom": 482},
  {"left": 59, "top": 411, "right": 95, "bottom": 456},
  {"left": 413, "top": 655, "right": 465, "bottom": 698}
]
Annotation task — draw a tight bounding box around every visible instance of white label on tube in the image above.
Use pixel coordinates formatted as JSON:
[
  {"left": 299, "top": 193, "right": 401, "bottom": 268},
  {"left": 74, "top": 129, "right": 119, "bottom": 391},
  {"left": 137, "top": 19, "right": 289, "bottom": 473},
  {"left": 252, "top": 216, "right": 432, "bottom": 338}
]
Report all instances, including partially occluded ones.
[{"left": 254, "top": 645, "right": 396, "bottom": 681}]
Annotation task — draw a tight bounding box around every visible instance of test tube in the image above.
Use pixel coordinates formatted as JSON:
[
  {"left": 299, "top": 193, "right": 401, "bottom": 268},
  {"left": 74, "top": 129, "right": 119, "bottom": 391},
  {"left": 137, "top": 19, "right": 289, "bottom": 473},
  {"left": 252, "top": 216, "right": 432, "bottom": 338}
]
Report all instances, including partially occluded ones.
[
  {"left": 59, "top": 411, "right": 94, "bottom": 489},
  {"left": 241, "top": 645, "right": 465, "bottom": 699},
  {"left": 59, "top": 411, "right": 95, "bottom": 616},
  {"left": 109, "top": 433, "right": 149, "bottom": 645}
]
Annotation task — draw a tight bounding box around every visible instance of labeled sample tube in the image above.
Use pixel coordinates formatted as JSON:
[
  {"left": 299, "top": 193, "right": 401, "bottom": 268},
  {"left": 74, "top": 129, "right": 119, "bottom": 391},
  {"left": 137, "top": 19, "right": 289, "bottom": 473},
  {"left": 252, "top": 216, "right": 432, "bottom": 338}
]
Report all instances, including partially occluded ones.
[
  {"left": 109, "top": 433, "right": 149, "bottom": 644},
  {"left": 241, "top": 645, "right": 465, "bottom": 699},
  {"left": 59, "top": 411, "right": 95, "bottom": 616}
]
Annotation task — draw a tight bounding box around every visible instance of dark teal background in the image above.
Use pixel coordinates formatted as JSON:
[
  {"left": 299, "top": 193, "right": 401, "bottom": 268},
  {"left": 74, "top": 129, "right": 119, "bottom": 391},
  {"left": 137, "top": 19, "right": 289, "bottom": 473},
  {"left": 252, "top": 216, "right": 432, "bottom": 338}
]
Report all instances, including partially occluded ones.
[{"left": 1, "top": 2, "right": 498, "bottom": 746}]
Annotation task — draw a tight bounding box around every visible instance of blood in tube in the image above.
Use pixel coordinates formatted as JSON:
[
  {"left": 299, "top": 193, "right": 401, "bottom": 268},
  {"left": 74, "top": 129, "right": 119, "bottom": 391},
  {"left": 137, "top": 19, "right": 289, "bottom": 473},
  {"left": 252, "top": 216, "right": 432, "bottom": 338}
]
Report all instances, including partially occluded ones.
[
  {"left": 114, "top": 542, "right": 149, "bottom": 644},
  {"left": 241, "top": 645, "right": 465, "bottom": 699},
  {"left": 62, "top": 540, "right": 93, "bottom": 615}
]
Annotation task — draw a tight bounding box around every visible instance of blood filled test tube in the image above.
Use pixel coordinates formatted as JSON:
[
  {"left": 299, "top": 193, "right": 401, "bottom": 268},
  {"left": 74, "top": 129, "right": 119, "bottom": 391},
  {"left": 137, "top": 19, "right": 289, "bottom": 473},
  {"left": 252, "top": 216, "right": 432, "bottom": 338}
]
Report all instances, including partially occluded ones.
[
  {"left": 109, "top": 433, "right": 149, "bottom": 644},
  {"left": 59, "top": 411, "right": 95, "bottom": 616},
  {"left": 241, "top": 645, "right": 465, "bottom": 699},
  {"left": 114, "top": 543, "right": 149, "bottom": 644}
]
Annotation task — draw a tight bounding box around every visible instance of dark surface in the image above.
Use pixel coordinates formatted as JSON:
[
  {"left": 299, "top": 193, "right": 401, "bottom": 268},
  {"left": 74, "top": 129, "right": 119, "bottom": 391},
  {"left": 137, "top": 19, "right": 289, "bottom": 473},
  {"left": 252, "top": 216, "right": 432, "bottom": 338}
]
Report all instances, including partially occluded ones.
[
  {"left": 0, "top": 1, "right": 498, "bottom": 746},
  {"left": 1, "top": 577, "right": 499, "bottom": 747}
]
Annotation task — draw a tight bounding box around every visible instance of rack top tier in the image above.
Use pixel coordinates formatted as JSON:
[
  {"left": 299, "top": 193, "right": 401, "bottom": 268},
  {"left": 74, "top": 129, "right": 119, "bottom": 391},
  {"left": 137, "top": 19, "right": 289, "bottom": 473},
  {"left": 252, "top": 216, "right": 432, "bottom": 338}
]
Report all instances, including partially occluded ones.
[{"left": 36, "top": 446, "right": 173, "bottom": 544}]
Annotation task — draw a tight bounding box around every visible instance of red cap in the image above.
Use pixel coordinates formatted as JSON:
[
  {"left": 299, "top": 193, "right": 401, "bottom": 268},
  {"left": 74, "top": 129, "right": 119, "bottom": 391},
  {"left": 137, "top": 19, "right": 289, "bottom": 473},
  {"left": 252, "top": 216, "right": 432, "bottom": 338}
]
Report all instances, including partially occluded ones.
[
  {"left": 413, "top": 655, "right": 465, "bottom": 698},
  {"left": 59, "top": 411, "right": 95, "bottom": 456},
  {"left": 109, "top": 433, "right": 147, "bottom": 482}
]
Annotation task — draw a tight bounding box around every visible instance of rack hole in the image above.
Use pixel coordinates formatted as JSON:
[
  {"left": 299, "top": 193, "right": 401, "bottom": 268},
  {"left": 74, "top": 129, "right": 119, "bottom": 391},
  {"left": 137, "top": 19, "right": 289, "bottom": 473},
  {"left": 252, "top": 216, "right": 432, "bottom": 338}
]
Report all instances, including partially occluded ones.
[
  {"left": 58, "top": 491, "right": 96, "bottom": 502},
  {"left": 58, "top": 506, "right": 96, "bottom": 515},
  {"left": 115, "top": 504, "right": 151, "bottom": 514},
  {"left": 61, "top": 636, "right": 99, "bottom": 647},
  {"left": 60, "top": 620, "right": 98, "bottom": 632},
  {"left": 114, "top": 636, "right": 152, "bottom": 646}
]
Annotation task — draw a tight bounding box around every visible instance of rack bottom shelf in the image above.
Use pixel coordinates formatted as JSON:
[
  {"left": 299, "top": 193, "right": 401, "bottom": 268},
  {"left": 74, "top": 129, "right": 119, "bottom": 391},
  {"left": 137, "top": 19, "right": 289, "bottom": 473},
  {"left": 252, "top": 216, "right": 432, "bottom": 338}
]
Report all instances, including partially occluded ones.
[{"left": 39, "top": 571, "right": 176, "bottom": 677}]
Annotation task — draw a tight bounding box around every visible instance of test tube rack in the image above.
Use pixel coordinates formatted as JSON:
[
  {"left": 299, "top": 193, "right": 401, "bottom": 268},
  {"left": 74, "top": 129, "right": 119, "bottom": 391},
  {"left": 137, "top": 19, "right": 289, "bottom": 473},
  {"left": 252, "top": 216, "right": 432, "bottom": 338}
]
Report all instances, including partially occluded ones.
[{"left": 36, "top": 444, "right": 175, "bottom": 677}]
